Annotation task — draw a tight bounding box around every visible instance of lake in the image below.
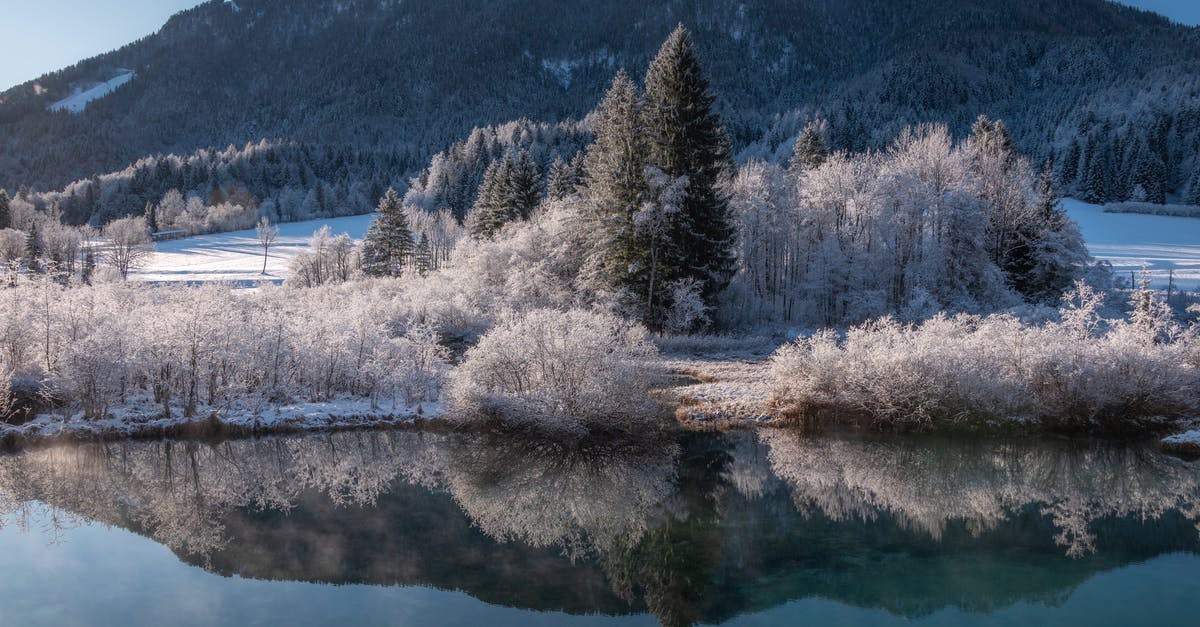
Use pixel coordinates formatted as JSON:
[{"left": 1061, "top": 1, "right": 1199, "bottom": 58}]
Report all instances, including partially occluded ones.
[{"left": 0, "top": 429, "right": 1197, "bottom": 627}]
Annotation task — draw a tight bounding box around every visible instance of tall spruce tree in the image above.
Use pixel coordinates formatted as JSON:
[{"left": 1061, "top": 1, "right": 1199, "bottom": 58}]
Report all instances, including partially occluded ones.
[
  {"left": 144, "top": 201, "right": 158, "bottom": 233},
  {"left": 0, "top": 190, "right": 10, "bottom": 230},
  {"left": 547, "top": 156, "right": 575, "bottom": 200},
  {"left": 789, "top": 124, "right": 827, "bottom": 173},
  {"left": 510, "top": 149, "right": 542, "bottom": 219},
  {"left": 414, "top": 232, "right": 433, "bottom": 276},
  {"left": 583, "top": 70, "right": 651, "bottom": 303},
  {"left": 24, "top": 222, "right": 42, "bottom": 273},
  {"left": 642, "top": 25, "right": 737, "bottom": 308},
  {"left": 360, "top": 188, "right": 414, "bottom": 277}
]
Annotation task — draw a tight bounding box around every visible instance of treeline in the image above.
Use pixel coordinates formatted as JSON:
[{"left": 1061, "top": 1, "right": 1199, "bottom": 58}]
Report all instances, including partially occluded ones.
[
  {"left": 6, "top": 0, "right": 1200, "bottom": 217},
  {"left": 9, "top": 139, "right": 416, "bottom": 227}
]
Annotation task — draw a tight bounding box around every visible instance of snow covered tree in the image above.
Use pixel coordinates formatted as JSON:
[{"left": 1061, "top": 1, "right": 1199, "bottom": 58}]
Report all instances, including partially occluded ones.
[
  {"left": 414, "top": 232, "right": 433, "bottom": 276},
  {"left": 1186, "top": 165, "right": 1200, "bottom": 207},
  {"left": 144, "top": 201, "right": 158, "bottom": 233},
  {"left": 789, "top": 124, "right": 827, "bottom": 173},
  {"left": 0, "top": 190, "right": 10, "bottom": 231},
  {"left": 102, "top": 216, "right": 153, "bottom": 280},
  {"left": 1133, "top": 147, "right": 1167, "bottom": 204},
  {"left": 547, "top": 156, "right": 577, "bottom": 200},
  {"left": 583, "top": 70, "right": 650, "bottom": 298},
  {"left": 510, "top": 149, "right": 542, "bottom": 220},
  {"left": 361, "top": 188, "right": 415, "bottom": 277},
  {"left": 24, "top": 223, "right": 43, "bottom": 274},
  {"left": 468, "top": 156, "right": 517, "bottom": 238},
  {"left": 255, "top": 217, "right": 279, "bottom": 275},
  {"left": 642, "top": 25, "right": 737, "bottom": 307}
]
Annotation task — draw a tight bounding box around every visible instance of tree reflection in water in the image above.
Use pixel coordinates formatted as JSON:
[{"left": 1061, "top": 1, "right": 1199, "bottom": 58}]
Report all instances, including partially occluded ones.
[{"left": 1, "top": 429, "right": 1198, "bottom": 625}]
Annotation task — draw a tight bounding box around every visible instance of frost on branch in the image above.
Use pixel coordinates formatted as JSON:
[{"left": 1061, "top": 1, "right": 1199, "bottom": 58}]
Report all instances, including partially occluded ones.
[{"left": 448, "top": 309, "right": 665, "bottom": 434}]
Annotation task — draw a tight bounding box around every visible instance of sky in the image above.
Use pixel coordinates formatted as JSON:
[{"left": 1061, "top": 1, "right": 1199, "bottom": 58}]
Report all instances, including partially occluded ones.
[{"left": 1, "top": 0, "right": 1199, "bottom": 91}]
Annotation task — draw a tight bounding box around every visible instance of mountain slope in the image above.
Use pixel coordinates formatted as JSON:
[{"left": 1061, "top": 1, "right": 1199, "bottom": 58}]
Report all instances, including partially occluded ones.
[{"left": 2, "top": 0, "right": 1198, "bottom": 215}]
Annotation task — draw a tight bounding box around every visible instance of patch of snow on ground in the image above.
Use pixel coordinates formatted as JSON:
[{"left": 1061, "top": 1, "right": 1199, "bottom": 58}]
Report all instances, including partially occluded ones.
[
  {"left": 133, "top": 213, "right": 375, "bottom": 284},
  {"left": 1064, "top": 198, "right": 1200, "bottom": 289},
  {"left": 49, "top": 71, "right": 135, "bottom": 113}
]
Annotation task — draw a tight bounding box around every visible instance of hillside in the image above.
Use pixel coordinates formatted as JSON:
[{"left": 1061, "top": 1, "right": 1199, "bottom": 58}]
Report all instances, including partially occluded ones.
[{"left": 2, "top": 0, "right": 1200, "bottom": 225}]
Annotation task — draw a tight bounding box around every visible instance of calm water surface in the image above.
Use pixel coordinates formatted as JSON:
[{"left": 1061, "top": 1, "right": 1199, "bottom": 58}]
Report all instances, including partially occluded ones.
[{"left": 0, "top": 430, "right": 1197, "bottom": 627}]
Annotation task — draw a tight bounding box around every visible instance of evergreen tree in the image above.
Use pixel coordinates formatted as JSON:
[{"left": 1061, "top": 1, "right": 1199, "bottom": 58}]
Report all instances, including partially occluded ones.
[
  {"left": 510, "top": 149, "right": 542, "bottom": 219},
  {"left": 24, "top": 222, "right": 42, "bottom": 273},
  {"left": 1061, "top": 139, "right": 1081, "bottom": 185},
  {"left": 1186, "top": 165, "right": 1200, "bottom": 206},
  {"left": 547, "top": 156, "right": 575, "bottom": 200},
  {"left": 0, "top": 190, "right": 10, "bottom": 230},
  {"left": 414, "top": 232, "right": 433, "bottom": 276},
  {"left": 1133, "top": 146, "right": 1167, "bottom": 204},
  {"left": 469, "top": 156, "right": 518, "bottom": 238},
  {"left": 144, "top": 201, "right": 159, "bottom": 233},
  {"left": 1081, "top": 136, "right": 1111, "bottom": 204},
  {"left": 583, "top": 70, "right": 651, "bottom": 301},
  {"left": 360, "top": 188, "right": 414, "bottom": 277},
  {"left": 789, "top": 124, "right": 827, "bottom": 173},
  {"left": 642, "top": 24, "right": 737, "bottom": 310},
  {"left": 1011, "top": 162, "right": 1085, "bottom": 302}
]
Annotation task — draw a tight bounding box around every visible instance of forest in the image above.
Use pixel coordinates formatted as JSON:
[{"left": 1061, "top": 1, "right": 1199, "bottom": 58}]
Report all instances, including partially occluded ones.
[{"left": 0, "top": 25, "right": 1198, "bottom": 442}]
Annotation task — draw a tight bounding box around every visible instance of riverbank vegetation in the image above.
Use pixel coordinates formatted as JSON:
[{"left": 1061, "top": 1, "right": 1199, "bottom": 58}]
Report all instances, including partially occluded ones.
[{"left": 2, "top": 26, "right": 1197, "bottom": 443}]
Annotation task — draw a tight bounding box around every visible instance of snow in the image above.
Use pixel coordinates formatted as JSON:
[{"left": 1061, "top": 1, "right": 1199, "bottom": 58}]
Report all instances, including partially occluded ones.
[
  {"left": 133, "top": 212, "right": 375, "bottom": 284},
  {"left": 48, "top": 71, "right": 135, "bottom": 113},
  {"left": 1064, "top": 198, "right": 1200, "bottom": 289},
  {"left": 1, "top": 399, "right": 444, "bottom": 447},
  {"left": 1163, "top": 429, "right": 1200, "bottom": 446}
]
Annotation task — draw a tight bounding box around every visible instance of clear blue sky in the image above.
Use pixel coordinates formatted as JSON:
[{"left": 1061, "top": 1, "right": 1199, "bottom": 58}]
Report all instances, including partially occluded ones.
[{"left": 1, "top": 0, "right": 1199, "bottom": 91}]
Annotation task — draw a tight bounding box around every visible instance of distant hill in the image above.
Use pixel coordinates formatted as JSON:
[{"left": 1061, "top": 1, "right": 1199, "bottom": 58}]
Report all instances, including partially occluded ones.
[{"left": 2, "top": 0, "right": 1199, "bottom": 223}]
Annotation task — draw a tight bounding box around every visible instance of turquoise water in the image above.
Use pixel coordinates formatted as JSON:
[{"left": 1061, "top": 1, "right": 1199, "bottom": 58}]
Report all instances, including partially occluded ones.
[{"left": 0, "top": 430, "right": 1197, "bottom": 626}]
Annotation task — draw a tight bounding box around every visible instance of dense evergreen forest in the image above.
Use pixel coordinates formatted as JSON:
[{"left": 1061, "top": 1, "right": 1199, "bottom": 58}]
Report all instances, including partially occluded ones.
[{"left": 3, "top": 0, "right": 1200, "bottom": 229}]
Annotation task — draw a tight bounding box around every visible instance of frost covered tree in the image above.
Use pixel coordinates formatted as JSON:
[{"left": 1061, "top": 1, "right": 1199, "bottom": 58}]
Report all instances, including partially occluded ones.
[
  {"left": 642, "top": 25, "right": 737, "bottom": 307},
  {"left": 0, "top": 190, "right": 10, "bottom": 231},
  {"left": 789, "top": 124, "right": 827, "bottom": 173},
  {"left": 255, "top": 216, "right": 279, "bottom": 275},
  {"left": 361, "top": 189, "right": 414, "bottom": 277},
  {"left": 102, "top": 216, "right": 153, "bottom": 280},
  {"left": 546, "top": 155, "right": 578, "bottom": 200},
  {"left": 583, "top": 70, "right": 651, "bottom": 299}
]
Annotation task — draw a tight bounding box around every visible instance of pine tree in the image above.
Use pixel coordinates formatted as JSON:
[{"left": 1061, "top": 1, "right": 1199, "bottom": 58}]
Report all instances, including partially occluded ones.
[
  {"left": 144, "top": 201, "right": 159, "bottom": 233},
  {"left": 1060, "top": 139, "right": 1081, "bottom": 186},
  {"left": 24, "top": 222, "right": 42, "bottom": 274},
  {"left": 1133, "top": 146, "right": 1167, "bottom": 204},
  {"left": 510, "top": 149, "right": 542, "bottom": 219},
  {"left": 469, "top": 155, "right": 518, "bottom": 238},
  {"left": 0, "top": 190, "right": 10, "bottom": 230},
  {"left": 789, "top": 124, "right": 827, "bottom": 173},
  {"left": 642, "top": 24, "right": 737, "bottom": 310},
  {"left": 360, "top": 188, "right": 414, "bottom": 277},
  {"left": 414, "top": 232, "right": 433, "bottom": 276},
  {"left": 1081, "top": 136, "right": 1111, "bottom": 204},
  {"left": 547, "top": 156, "right": 575, "bottom": 200},
  {"left": 583, "top": 70, "right": 651, "bottom": 299},
  {"left": 1186, "top": 165, "right": 1200, "bottom": 206}
]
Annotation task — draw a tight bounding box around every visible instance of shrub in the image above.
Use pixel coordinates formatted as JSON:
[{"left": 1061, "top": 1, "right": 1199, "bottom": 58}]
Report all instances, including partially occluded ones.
[
  {"left": 448, "top": 309, "right": 664, "bottom": 434},
  {"left": 769, "top": 286, "right": 1200, "bottom": 431}
]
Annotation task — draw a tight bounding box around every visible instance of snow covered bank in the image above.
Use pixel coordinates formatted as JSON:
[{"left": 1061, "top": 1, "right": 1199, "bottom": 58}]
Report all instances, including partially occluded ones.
[
  {"left": 0, "top": 400, "right": 444, "bottom": 449},
  {"left": 768, "top": 286, "right": 1200, "bottom": 432},
  {"left": 1065, "top": 198, "right": 1200, "bottom": 289},
  {"left": 1162, "top": 429, "right": 1200, "bottom": 457},
  {"left": 134, "top": 212, "right": 375, "bottom": 283}
]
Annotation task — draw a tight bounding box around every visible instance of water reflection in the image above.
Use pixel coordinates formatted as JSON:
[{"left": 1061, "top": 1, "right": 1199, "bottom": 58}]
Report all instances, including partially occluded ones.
[{"left": 0, "top": 429, "right": 1198, "bottom": 625}]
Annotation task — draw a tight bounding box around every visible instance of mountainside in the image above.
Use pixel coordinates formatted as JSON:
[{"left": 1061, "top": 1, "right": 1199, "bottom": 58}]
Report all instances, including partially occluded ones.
[{"left": 2, "top": 0, "right": 1199, "bottom": 221}]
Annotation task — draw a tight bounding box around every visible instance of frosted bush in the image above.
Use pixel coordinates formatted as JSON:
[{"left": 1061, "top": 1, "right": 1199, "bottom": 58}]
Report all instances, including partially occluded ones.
[
  {"left": 770, "top": 288, "right": 1200, "bottom": 430},
  {"left": 448, "top": 309, "right": 664, "bottom": 434}
]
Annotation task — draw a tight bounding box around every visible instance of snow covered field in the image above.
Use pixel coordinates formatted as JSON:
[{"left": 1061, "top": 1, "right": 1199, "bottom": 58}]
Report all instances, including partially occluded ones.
[
  {"left": 133, "top": 213, "right": 374, "bottom": 284},
  {"left": 137, "top": 200, "right": 1200, "bottom": 291},
  {"left": 1064, "top": 198, "right": 1200, "bottom": 290}
]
